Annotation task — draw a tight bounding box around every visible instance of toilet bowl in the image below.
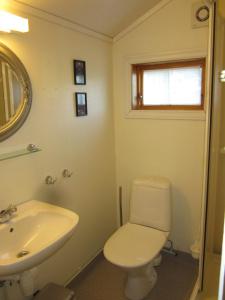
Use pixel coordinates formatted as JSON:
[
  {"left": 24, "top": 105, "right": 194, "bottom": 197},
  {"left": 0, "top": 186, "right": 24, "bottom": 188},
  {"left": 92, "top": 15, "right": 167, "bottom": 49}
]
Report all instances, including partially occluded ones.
[
  {"left": 103, "top": 177, "right": 171, "bottom": 300},
  {"left": 104, "top": 223, "right": 168, "bottom": 300}
]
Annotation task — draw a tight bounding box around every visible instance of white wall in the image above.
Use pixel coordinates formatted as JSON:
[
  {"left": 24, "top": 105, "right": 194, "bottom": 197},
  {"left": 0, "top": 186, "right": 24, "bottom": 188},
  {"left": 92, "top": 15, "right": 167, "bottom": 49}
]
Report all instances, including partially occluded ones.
[
  {"left": 113, "top": 0, "right": 209, "bottom": 252},
  {"left": 0, "top": 7, "right": 116, "bottom": 297}
]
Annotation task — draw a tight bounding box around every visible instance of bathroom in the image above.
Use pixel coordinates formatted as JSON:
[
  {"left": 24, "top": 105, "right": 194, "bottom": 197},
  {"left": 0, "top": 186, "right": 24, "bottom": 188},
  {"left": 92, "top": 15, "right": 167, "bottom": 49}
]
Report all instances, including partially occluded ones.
[{"left": 0, "top": 0, "right": 224, "bottom": 299}]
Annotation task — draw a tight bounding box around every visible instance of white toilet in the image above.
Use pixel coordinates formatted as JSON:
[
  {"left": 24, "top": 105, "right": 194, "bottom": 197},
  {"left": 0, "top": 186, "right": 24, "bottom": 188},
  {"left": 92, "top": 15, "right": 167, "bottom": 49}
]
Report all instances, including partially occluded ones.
[{"left": 103, "top": 177, "right": 171, "bottom": 300}]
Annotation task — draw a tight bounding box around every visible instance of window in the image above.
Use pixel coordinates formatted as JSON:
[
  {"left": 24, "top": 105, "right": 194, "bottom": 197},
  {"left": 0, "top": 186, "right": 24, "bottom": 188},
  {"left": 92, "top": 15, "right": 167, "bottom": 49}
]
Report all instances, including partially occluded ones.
[{"left": 132, "top": 59, "right": 205, "bottom": 110}]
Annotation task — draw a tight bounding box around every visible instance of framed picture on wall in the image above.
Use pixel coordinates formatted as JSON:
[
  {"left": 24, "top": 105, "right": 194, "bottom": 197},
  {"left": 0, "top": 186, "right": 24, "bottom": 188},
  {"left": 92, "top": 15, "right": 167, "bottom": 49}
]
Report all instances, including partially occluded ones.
[
  {"left": 73, "top": 60, "right": 86, "bottom": 85},
  {"left": 75, "top": 92, "right": 87, "bottom": 117}
]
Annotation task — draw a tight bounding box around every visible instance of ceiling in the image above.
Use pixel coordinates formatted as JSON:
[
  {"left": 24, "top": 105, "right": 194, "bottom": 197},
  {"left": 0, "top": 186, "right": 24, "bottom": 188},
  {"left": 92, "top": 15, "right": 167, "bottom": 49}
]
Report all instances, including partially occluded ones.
[{"left": 14, "top": 0, "right": 162, "bottom": 37}]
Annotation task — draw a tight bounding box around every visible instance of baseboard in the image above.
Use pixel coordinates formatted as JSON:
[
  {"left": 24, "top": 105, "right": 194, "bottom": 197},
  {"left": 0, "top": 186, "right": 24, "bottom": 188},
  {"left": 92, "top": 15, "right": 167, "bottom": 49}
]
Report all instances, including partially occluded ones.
[
  {"left": 190, "top": 277, "right": 200, "bottom": 300},
  {"left": 64, "top": 248, "right": 103, "bottom": 287}
]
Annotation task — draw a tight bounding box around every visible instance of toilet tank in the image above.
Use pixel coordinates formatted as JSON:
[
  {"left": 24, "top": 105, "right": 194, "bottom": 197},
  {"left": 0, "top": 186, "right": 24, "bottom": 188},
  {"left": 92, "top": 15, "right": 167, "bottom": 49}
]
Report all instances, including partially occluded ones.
[{"left": 130, "top": 177, "right": 171, "bottom": 232}]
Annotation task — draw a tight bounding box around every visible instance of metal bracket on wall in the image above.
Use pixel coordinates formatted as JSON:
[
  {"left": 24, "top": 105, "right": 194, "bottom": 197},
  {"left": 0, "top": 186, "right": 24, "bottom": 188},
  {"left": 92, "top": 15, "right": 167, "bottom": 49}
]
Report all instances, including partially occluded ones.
[
  {"left": 220, "top": 70, "right": 225, "bottom": 82},
  {"left": 162, "top": 240, "right": 178, "bottom": 256},
  {"left": 45, "top": 176, "right": 57, "bottom": 185},
  {"left": 62, "top": 169, "right": 73, "bottom": 178}
]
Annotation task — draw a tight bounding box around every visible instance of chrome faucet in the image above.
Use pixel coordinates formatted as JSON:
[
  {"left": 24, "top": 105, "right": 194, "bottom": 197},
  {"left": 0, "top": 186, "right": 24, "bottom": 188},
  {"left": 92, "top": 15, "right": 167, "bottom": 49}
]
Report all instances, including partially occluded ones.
[{"left": 0, "top": 204, "right": 17, "bottom": 223}]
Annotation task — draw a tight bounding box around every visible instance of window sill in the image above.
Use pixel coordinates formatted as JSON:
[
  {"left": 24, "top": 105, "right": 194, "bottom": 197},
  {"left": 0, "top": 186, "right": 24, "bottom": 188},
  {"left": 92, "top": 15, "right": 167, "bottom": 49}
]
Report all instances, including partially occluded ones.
[{"left": 125, "top": 109, "right": 206, "bottom": 121}]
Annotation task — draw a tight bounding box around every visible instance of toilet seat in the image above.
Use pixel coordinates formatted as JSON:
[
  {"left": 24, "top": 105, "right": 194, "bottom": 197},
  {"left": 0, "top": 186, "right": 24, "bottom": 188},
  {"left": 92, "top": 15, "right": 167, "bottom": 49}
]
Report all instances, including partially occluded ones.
[{"left": 104, "top": 222, "right": 168, "bottom": 269}]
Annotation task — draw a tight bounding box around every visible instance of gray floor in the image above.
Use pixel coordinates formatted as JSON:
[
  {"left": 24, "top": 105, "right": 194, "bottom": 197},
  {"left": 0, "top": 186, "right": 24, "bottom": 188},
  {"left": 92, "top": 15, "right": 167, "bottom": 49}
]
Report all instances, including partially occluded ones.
[{"left": 68, "top": 251, "right": 198, "bottom": 300}]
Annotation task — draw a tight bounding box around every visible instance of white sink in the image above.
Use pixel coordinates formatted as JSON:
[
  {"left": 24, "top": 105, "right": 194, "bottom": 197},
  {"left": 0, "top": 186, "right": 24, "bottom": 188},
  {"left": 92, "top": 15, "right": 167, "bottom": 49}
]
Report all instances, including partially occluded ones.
[{"left": 0, "top": 200, "right": 79, "bottom": 277}]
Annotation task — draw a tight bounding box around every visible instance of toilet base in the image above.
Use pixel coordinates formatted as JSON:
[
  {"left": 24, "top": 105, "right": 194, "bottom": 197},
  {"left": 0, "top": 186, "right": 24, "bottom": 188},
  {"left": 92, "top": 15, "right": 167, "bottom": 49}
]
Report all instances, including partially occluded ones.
[{"left": 124, "top": 263, "right": 157, "bottom": 300}]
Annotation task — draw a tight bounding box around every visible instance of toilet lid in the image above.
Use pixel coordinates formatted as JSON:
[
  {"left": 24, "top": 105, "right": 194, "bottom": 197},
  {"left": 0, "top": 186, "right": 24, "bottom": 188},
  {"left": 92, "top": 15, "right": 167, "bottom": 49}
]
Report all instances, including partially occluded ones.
[{"left": 104, "top": 223, "right": 168, "bottom": 268}]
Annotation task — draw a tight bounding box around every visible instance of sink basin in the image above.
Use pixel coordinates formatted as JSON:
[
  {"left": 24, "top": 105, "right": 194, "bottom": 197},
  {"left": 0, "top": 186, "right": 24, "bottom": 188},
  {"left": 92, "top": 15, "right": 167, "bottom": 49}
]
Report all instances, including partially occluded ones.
[{"left": 0, "top": 200, "right": 79, "bottom": 277}]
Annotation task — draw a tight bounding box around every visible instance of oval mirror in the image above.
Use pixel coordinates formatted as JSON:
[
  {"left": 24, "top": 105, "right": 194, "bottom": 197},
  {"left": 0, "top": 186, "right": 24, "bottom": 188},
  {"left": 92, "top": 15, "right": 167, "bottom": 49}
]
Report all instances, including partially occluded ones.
[{"left": 0, "top": 42, "right": 32, "bottom": 142}]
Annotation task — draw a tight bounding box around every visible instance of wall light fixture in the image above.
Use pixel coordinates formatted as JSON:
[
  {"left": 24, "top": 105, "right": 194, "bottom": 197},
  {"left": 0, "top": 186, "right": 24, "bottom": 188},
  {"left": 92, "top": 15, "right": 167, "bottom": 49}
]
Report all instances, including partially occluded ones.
[{"left": 0, "top": 10, "right": 29, "bottom": 33}]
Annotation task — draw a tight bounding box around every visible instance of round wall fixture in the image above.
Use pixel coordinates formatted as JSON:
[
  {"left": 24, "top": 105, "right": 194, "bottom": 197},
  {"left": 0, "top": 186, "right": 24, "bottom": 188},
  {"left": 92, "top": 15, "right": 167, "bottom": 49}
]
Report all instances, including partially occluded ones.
[{"left": 196, "top": 5, "right": 210, "bottom": 22}]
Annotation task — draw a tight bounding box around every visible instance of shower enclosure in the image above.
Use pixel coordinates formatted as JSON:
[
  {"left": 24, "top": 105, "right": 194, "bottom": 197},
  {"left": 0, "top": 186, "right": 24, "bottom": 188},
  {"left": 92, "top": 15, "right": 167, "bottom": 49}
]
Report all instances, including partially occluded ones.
[{"left": 202, "top": 2, "right": 225, "bottom": 299}]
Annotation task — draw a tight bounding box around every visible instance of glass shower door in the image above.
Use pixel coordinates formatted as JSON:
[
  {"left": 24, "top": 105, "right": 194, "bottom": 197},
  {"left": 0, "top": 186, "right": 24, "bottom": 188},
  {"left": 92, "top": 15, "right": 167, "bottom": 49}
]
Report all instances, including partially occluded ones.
[{"left": 202, "top": 3, "right": 225, "bottom": 299}]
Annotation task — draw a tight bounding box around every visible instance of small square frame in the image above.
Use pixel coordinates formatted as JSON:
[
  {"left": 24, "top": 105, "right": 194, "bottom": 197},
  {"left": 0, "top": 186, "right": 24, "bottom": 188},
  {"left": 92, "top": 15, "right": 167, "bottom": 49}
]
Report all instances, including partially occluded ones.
[
  {"left": 75, "top": 92, "right": 87, "bottom": 117},
  {"left": 74, "top": 60, "right": 86, "bottom": 85}
]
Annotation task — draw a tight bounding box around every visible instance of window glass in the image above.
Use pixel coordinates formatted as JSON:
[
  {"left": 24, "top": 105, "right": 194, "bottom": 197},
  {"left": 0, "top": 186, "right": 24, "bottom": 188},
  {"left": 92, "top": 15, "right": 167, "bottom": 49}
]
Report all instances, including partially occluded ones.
[
  {"left": 132, "top": 59, "right": 205, "bottom": 110},
  {"left": 143, "top": 66, "right": 202, "bottom": 106}
]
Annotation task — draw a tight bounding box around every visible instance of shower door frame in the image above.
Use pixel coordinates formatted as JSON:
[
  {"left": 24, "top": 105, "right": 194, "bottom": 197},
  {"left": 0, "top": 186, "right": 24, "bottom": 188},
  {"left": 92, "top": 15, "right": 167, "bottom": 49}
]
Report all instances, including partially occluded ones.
[{"left": 200, "top": 2, "right": 225, "bottom": 299}]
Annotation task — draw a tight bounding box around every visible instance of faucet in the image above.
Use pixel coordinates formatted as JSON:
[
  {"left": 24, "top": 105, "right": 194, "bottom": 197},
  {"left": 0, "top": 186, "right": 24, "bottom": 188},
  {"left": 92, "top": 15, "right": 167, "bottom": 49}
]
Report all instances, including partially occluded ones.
[{"left": 0, "top": 204, "right": 17, "bottom": 223}]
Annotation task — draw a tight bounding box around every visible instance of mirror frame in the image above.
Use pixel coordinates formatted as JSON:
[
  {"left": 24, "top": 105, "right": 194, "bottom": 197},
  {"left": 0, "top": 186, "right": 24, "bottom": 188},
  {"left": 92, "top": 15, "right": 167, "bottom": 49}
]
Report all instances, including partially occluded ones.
[{"left": 0, "top": 42, "right": 32, "bottom": 142}]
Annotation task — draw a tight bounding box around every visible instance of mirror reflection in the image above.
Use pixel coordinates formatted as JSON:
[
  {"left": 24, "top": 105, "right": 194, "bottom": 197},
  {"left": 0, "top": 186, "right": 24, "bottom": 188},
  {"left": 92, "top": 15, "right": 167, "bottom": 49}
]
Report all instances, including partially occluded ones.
[
  {"left": 0, "top": 43, "right": 32, "bottom": 142},
  {"left": 0, "top": 60, "right": 23, "bottom": 126}
]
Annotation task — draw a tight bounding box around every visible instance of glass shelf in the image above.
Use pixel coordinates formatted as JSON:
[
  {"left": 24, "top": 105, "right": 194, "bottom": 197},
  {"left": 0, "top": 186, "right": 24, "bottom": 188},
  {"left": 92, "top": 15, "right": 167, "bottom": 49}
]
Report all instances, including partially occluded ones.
[{"left": 0, "top": 144, "right": 41, "bottom": 161}]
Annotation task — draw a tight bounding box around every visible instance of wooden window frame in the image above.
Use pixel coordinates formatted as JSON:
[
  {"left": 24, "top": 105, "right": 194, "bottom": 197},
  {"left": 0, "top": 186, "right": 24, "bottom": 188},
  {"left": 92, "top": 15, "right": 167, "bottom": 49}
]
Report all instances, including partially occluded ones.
[{"left": 132, "top": 58, "right": 206, "bottom": 110}]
